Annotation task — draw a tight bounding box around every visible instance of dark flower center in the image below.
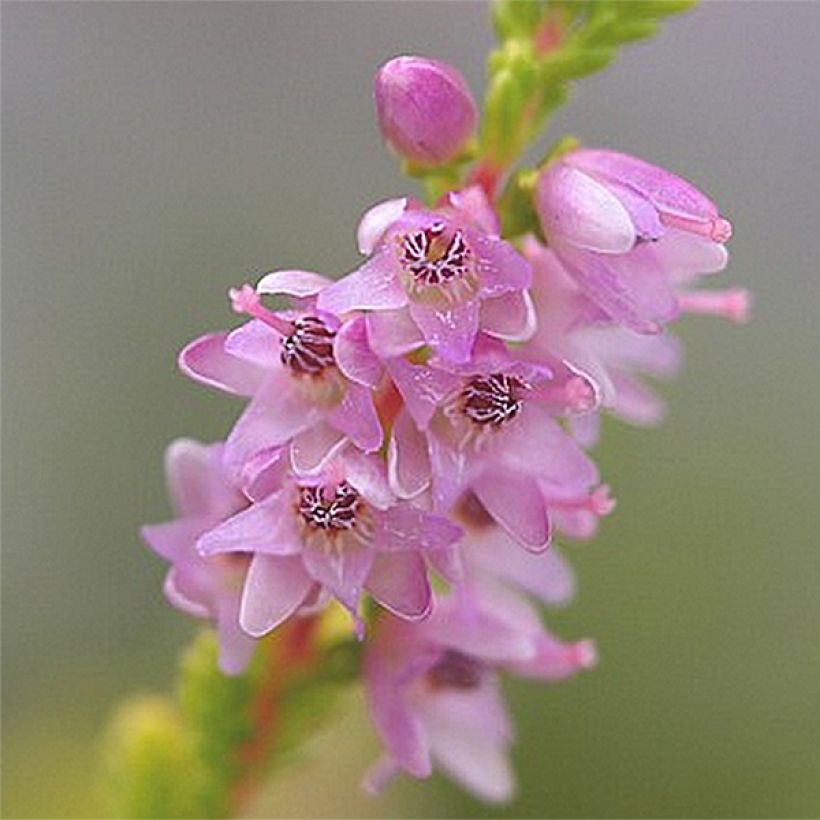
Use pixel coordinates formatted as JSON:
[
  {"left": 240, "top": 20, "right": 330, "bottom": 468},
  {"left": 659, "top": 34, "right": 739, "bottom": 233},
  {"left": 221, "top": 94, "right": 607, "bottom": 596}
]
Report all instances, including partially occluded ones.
[
  {"left": 400, "top": 222, "right": 471, "bottom": 288},
  {"left": 427, "top": 650, "right": 484, "bottom": 690},
  {"left": 461, "top": 372, "right": 528, "bottom": 427},
  {"left": 298, "top": 481, "right": 360, "bottom": 531},
  {"left": 281, "top": 316, "right": 336, "bottom": 376}
]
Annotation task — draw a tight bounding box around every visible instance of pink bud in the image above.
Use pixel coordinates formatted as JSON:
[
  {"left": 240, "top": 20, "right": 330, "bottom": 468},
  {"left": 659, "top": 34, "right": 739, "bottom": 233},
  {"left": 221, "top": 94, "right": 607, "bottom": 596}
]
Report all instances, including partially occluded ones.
[{"left": 374, "top": 56, "right": 477, "bottom": 168}]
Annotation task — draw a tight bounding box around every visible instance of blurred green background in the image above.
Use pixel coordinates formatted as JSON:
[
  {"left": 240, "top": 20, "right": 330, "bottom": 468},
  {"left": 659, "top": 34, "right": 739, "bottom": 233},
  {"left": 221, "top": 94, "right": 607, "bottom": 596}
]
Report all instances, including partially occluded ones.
[{"left": 3, "top": 2, "right": 819, "bottom": 817}]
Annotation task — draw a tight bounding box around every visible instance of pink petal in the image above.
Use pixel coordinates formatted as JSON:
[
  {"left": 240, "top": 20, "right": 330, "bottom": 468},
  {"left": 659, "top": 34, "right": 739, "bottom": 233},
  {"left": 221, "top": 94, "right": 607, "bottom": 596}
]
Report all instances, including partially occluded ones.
[
  {"left": 568, "top": 148, "right": 720, "bottom": 223},
  {"left": 357, "top": 198, "right": 407, "bottom": 255},
  {"left": 386, "top": 357, "right": 457, "bottom": 429},
  {"left": 610, "top": 372, "right": 667, "bottom": 426},
  {"left": 537, "top": 165, "right": 636, "bottom": 253},
  {"left": 655, "top": 227, "right": 729, "bottom": 280},
  {"left": 472, "top": 471, "right": 550, "bottom": 552},
  {"left": 366, "top": 551, "right": 432, "bottom": 620},
  {"left": 471, "top": 230, "right": 532, "bottom": 296},
  {"left": 343, "top": 450, "right": 395, "bottom": 510},
  {"left": 239, "top": 554, "right": 313, "bottom": 637},
  {"left": 141, "top": 518, "right": 209, "bottom": 563},
  {"left": 301, "top": 538, "right": 374, "bottom": 622},
  {"left": 215, "top": 601, "right": 258, "bottom": 675},
  {"left": 374, "top": 504, "right": 463, "bottom": 553},
  {"left": 197, "top": 492, "right": 302, "bottom": 556},
  {"left": 178, "top": 331, "right": 266, "bottom": 396},
  {"left": 256, "top": 269, "right": 334, "bottom": 298},
  {"left": 480, "top": 290, "right": 537, "bottom": 343},
  {"left": 223, "top": 319, "right": 283, "bottom": 370},
  {"left": 448, "top": 186, "right": 500, "bottom": 235},
  {"left": 163, "top": 568, "right": 210, "bottom": 619},
  {"left": 334, "top": 317, "right": 384, "bottom": 388},
  {"left": 388, "top": 408, "right": 432, "bottom": 498},
  {"left": 327, "top": 383, "right": 383, "bottom": 453},
  {"left": 317, "top": 254, "right": 408, "bottom": 314},
  {"left": 291, "top": 423, "right": 347, "bottom": 475},
  {"left": 366, "top": 308, "right": 425, "bottom": 357},
  {"left": 223, "top": 371, "right": 320, "bottom": 484},
  {"left": 428, "top": 436, "right": 468, "bottom": 513},
  {"left": 555, "top": 242, "right": 678, "bottom": 333},
  {"left": 408, "top": 299, "right": 478, "bottom": 364}
]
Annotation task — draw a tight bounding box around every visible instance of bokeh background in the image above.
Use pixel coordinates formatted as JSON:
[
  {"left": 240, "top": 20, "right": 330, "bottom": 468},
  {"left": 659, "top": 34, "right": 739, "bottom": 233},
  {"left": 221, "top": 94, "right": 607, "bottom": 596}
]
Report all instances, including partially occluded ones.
[{"left": 3, "top": 2, "right": 819, "bottom": 817}]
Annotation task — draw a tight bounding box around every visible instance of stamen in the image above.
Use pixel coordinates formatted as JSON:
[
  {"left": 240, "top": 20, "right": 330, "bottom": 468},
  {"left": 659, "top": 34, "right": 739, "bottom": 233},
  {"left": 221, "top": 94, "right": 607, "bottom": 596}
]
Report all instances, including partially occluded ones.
[
  {"left": 298, "top": 481, "right": 360, "bottom": 531},
  {"left": 280, "top": 316, "right": 336, "bottom": 375},
  {"left": 555, "top": 485, "right": 616, "bottom": 517},
  {"left": 229, "top": 283, "right": 293, "bottom": 336},
  {"left": 678, "top": 288, "right": 751, "bottom": 324},
  {"left": 427, "top": 650, "right": 484, "bottom": 690},
  {"left": 659, "top": 213, "right": 733, "bottom": 244},
  {"left": 461, "top": 372, "right": 529, "bottom": 427},
  {"left": 399, "top": 223, "right": 473, "bottom": 296}
]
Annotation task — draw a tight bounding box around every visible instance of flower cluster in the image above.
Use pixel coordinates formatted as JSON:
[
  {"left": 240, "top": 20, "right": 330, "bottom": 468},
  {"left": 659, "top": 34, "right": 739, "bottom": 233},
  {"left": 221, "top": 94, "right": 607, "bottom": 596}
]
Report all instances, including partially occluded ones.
[{"left": 142, "top": 53, "right": 747, "bottom": 802}]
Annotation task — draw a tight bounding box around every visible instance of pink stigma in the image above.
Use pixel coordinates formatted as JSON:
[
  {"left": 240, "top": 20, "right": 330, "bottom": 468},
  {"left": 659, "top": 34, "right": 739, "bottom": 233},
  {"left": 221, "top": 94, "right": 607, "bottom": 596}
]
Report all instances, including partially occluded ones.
[
  {"left": 678, "top": 288, "right": 751, "bottom": 324},
  {"left": 572, "top": 639, "right": 598, "bottom": 670},
  {"left": 659, "top": 213, "right": 733, "bottom": 244},
  {"left": 228, "top": 283, "right": 293, "bottom": 335},
  {"left": 555, "top": 485, "right": 616, "bottom": 517}
]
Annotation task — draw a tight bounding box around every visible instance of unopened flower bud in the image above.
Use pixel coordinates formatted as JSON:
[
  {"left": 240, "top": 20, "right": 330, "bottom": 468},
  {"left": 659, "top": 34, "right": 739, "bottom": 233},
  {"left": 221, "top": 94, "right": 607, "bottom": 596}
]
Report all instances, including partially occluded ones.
[{"left": 374, "top": 56, "right": 477, "bottom": 168}]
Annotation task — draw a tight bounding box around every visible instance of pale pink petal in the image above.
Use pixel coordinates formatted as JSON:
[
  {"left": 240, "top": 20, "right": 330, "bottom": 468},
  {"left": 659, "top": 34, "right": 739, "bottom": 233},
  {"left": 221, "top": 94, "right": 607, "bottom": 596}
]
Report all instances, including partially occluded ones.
[
  {"left": 569, "top": 412, "right": 601, "bottom": 449},
  {"left": 537, "top": 164, "right": 636, "bottom": 253},
  {"left": 357, "top": 198, "right": 407, "bottom": 255},
  {"left": 197, "top": 492, "right": 301, "bottom": 556},
  {"left": 427, "top": 542, "right": 464, "bottom": 584},
  {"left": 408, "top": 299, "right": 479, "bottom": 364},
  {"left": 386, "top": 357, "right": 457, "bottom": 429},
  {"left": 215, "top": 601, "right": 258, "bottom": 675},
  {"left": 239, "top": 554, "right": 313, "bottom": 637},
  {"left": 655, "top": 228, "right": 729, "bottom": 280},
  {"left": 334, "top": 317, "right": 384, "bottom": 388},
  {"left": 291, "top": 422, "right": 347, "bottom": 475},
  {"left": 141, "top": 518, "right": 210, "bottom": 563},
  {"left": 374, "top": 504, "right": 463, "bottom": 553},
  {"left": 428, "top": 436, "right": 468, "bottom": 513},
  {"left": 255, "top": 269, "right": 334, "bottom": 298},
  {"left": 366, "top": 308, "right": 425, "bottom": 357},
  {"left": 223, "top": 320, "right": 282, "bottom": 370},
  {"left": 343, "top": 450, "right": 396, "bottom": 510},
  {"left": 317, "top": 254, "right": 408, "bottom": 314},
  {"left": 328, "top": 383, "right": 383, "bottom": 453},
  {"left": 366, "top": 551, "right": 432, "bottom": 620},
  {"left": 610, "top": 372, "right": 667, "bottom": 426},
  {"left": 480, "top": 290, "right": 537, "bottom": 343},
  {"left": 448, "top": 186, "right": 500, "bottom": 235},
  {"left": 178, "top": 331, "right": 266, "bottom": 396},
  {"left": 223, "top": 371, "right": 321, "bottom": 484},
  {"left": 163, "top": 568, "right": 210, "bottom": 619},
  {"left": 606, "top": 181, "right": 665, "bottom": 241},
  {"left": 388, "top": 408, "right": 432, "bottom": 498},
  {"left": 555, "top": 242, "right": 678, "bottom": 333},
  {"left": 471, "top": 230, "right": 532, "bottom": 296},
  {"left": 568, "top": 148, "right": 720, "bottom": 223},
  {"left": 472, "top": 470, "right": 550, "bottom": 552},
  {"left": 164, "top": 439, "right": 237, "bottom": 519}
]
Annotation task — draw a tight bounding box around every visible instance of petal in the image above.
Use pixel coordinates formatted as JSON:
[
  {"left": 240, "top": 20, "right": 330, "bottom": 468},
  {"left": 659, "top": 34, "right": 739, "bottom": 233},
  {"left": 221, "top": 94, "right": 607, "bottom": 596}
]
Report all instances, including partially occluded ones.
[
  {"left": 448, "top": 186, "right": 500, "bottom": 235},
  {"left": 334, "top": 317, "right": 384, "bottom": 388},
  {"left": 165, "top": 439, "right": 238, "bottom": 520},
  {"left": 317, "top": 253, "right": 408, "bottom": 314},
  {"left": 568, "top": 148, "right": 720, "bottom": 223},
  {"left": 224, "top": 319, "right": 282, "bottom": 370},
  {"left": 388, "top": 408, "right": 432, "bottom": 498},
  {"left": 471, "top": 230, "right": 532, "bottom": 296},
  {"left": 215, "top": 599, "right": 258, "bottom": 675},
  {"left": 343, "top": 450, "right": 396, "bottom": 510},
  {"left": 366, "top": 308, "right": 425, "bottom": 357},
  {"left": 178, "top": 331, "right": 266, "bottom": 396},
  {"left": 163, "top": 567, "right": 210, "bottom": 619},
  {"left": 374, "top": 504, "right": 463, "bottom": 553},
  {"left": 428, "top": 435, "right": 468, "bottom": 513},
  {"left": 555, "top": 243, "right": 678, "bottom": 333},
  {"left": 654, "top": 227, "right": 729, "bottom": 280},
  {"left": 239, "top": 554, "right": 313, "bottom": 637},
  {"left": 408, "top": 299, "right": 478, "bottom": 365},
  {"left": 357, "top": 198, "right": 407, "bottom": 255},
  {"left": 328, "top": 383, "right": 383, "bottom": 453},
  {"left": 472, "top": 471, "right": 550, "bottom": 552},
  {"left": 197, "top": 492, "right": 302, "bottom": 556},
  {"left": 290, "top": 422, "right": 347, "bottom": 475},
  {"left": 480, "top": 290, "right": 537, "bottom": 343},
  {"left": 366, "top": 551, "right": 432, "bottom": 620},
  {"left": 536, "top": 164, "right": 636, "bottom": 253},
  {"left": 386, "top": 357, "right": 457, "bottom": 429},
  {"left": 141, "top": 518, "right": 209, "bottom": 563},
  {"left": 223, "top": 371, "right": 320, "bottom": 484},
  {"left": 256, "top": 269, "right": 334, "bottom": 298},
  {"left": 610, "top": 372, "right": 667, "bottom": 427}
]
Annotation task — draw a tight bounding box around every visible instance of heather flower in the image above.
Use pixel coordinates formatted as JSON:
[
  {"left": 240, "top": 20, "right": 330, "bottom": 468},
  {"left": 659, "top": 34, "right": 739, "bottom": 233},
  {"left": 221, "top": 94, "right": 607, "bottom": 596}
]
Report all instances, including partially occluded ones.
[
  {"left": 386, "top": 334, "right": 599, "bottom": 550},
  {"left": 535, "top": 148, "right": 741, "bottom": 333},
  {"left": 374, "top": 56, "right": 477, "bottom": 168},
  {"left": 140, "top": 440, "right": 256, "bottom": 675},
  {"left": 179, "top": 271, "right": 384, "bottom": 488},
  {"left": 317, "top": 189, "right": 533, "bottom": 363},
  {"left": 197, "top": 447, "right": 462, "bottom": 637},
  {"left": 362, "top": 586, "right": 596, "bottom": 802}
]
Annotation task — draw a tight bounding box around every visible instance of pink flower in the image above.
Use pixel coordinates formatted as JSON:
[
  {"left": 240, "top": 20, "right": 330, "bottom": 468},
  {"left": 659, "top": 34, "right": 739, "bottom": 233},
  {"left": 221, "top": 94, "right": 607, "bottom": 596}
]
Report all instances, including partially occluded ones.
[
  {"left": 362, "top": 586, "right": 596, "bottom": 802},
  {"left": 179, "top": 271, "right": 384, "bottom": 489},
  {"left": 386, "top": 334, "right": 600, "bottom": 551},
  {"left": 535, "top": 148, "right": 744, "bottom": 333},
  {"left": 374, "top": 56, "right": 478, "bottom": 168},
  {"left": 197, "top": 448, "right": 462, "bottom": 638},
  {"left": 140, "top": 439, "right": 256, "bottom": 675},
  {"left": 317, "top": 190, "right": 533, "bottom": 364}
]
